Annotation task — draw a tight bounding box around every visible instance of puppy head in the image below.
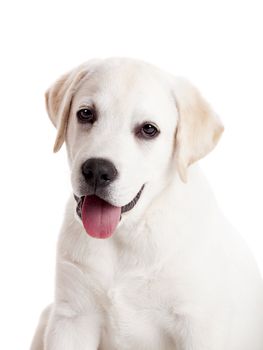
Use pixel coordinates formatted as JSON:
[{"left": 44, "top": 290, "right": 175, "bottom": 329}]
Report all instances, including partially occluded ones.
[{"left": 45, "top": 58, "right": 223, "bottom": 237}]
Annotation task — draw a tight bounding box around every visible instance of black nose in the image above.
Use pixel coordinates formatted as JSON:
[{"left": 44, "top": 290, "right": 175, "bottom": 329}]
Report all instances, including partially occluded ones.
[{"left": 81, "top": 158, "right": 118, "bottom": 189}]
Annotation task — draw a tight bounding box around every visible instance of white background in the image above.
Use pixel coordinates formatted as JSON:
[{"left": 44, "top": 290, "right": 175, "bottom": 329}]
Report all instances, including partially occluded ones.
[{"left": 0, "top": 0, "right": 262, "bottom": 349}]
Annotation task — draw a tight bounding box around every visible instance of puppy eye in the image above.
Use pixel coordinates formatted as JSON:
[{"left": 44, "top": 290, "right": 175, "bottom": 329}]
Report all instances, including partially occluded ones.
[
  {"left": 139, "top": 123, "right": 160, "bottom": 139},
  {"left": 76, "top": 108, "right": 96, "bottom": 123}
]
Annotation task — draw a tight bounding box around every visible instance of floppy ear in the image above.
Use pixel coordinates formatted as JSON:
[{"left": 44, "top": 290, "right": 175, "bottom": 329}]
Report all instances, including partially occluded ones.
[
  {"left": 173, "top": 77, "right": 224, "bottom": 183},
  {"left": 45, "top": 66, "right": 88, "bottom": 152}
]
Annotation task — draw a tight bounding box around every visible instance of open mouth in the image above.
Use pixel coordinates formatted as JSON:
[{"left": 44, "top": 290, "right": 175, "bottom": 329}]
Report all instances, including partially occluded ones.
[{"left": 74, "top": 185, "right": 144, "bottom": 239}]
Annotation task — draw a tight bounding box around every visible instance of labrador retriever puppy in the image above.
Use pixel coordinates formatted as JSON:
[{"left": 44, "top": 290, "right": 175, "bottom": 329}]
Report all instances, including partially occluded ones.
[{"left": 30, "top": 58, "right": 263, "bottom": 350}]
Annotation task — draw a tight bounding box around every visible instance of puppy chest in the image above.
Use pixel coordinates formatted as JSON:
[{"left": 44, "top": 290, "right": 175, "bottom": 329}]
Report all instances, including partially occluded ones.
[{"left": 99, "top": 276, "right": 177, "bottom": 350}]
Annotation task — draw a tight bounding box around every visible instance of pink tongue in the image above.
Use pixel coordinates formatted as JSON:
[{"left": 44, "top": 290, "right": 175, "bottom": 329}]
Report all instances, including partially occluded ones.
[{"left": 81, "top": 195, "right": 121, "bottom": 239}]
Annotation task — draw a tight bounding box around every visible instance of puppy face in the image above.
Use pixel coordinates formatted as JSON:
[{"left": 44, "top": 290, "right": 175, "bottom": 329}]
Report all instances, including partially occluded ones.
[
  {"left": 45, "top": 58, "right": 223, "bottom": 237},
  {"left": 67, "top": 60, "right": 177, "bottom": 208}
]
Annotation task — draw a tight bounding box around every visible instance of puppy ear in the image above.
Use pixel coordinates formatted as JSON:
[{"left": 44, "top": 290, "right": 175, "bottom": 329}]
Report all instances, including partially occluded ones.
[
  {"left": 173, "top": 78, "right": 224, "bottom": 182},
  {"left": 45, "top": 66, "right": 88, "bottom": 152}
]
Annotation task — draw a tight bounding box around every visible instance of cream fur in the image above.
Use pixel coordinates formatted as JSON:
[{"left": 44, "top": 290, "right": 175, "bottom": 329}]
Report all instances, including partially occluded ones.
[{"left": 31, "top": 58, "right": 263, "bottom": 350}]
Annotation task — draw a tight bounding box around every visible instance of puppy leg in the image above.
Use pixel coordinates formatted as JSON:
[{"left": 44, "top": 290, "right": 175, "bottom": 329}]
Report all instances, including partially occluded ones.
[
  {"left": 30, "top": 304, "right": 52, "bottom": 350},
  {"left": 44, "top": 309, "right": 101, "bottom": 350},
  {"left": 44, "top": 261, "right": 102, "bottom": 350}
]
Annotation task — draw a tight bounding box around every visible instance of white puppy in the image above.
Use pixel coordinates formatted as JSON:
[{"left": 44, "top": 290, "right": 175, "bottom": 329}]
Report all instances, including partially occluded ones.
[{"left": 30, "top": 58, "right": 263, "bottom": 350}]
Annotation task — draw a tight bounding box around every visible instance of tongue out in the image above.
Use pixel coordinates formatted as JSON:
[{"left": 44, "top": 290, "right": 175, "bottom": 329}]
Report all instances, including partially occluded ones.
[{"left": 81, "top": 195, "right": 121, "bottom": 239}]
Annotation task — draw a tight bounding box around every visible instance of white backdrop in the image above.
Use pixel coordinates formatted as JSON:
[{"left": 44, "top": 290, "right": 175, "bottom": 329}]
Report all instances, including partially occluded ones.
[{"left": 0, "top": 0, "right": 262, "bottom": 349}]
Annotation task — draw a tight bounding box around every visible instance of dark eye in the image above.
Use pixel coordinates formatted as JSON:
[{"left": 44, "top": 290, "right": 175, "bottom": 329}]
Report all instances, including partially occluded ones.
[
  {"left": 76, "top": 108, "right": 96, "bottom": 123},
  {"left": 139, "top": 123, "right": 159, "bottom": 139}
]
